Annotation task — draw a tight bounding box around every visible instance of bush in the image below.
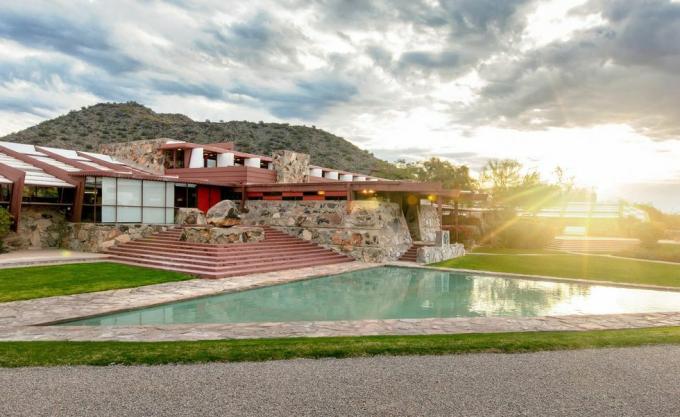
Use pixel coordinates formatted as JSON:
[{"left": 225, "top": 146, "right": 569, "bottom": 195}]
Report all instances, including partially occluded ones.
[
  {"left": 0, "top": 207, "right": 12, "bottom": 253},
  {"left": 486, "top": 218, "right": 558, "bottom": 249},
  {"left": 633, "top": 222, "right": 665, "bottom": 248},
  {"left": 0, "top": 207, "right": 11, "bottom": 237}
]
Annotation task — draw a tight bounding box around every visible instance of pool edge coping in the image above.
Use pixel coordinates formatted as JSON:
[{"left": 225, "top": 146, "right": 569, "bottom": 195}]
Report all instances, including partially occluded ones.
[{"left": 391, "top": 262, "right": 680, "bottom": 293}]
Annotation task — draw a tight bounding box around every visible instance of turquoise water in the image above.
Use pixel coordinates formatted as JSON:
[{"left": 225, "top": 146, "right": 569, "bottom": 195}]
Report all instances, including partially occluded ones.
[{"left": 62, "top": 267, "right": 680, "bottom": 326}]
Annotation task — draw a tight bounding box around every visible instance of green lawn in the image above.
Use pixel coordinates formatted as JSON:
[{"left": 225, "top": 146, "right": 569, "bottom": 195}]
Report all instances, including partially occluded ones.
[
  {"left": 617, "top": 243, "right": 680, "bottom": 264},
  {"left": 434, "top": 251, "right": 680, "bottom": 288},
  {"left": 2, "top": 327, "right": 680, "bottom": 367},
  {"left": 0, "top": 262, "right": 193, "bottom": 302}
]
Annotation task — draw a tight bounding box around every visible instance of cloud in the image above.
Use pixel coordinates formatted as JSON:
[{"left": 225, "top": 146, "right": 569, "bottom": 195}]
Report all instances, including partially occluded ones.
[
  {"left": 232, "top": 77, "right": 358, "bottom": 119},
  {"left": 462, "top": 0, "right": 680, "bottom": 137},
  {"left": 0, "top": 9, "right": 140, "bottom": 73}
]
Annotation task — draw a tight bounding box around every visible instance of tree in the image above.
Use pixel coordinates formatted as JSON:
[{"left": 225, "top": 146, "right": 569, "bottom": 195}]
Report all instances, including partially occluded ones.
[
  {"left": 480, "top": 159, "right": 522, "bottom": 192},
  {"left": 416, "top": 158, "right": 477, "bottom": 190},
  {"left": 373, "top": 158, "right": 476, "bottom": 190}
]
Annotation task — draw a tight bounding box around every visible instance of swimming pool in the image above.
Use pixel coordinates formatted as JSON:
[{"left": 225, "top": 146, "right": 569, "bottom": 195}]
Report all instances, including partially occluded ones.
[{"left": 61, "top": 267, "right": 680, "bottom": 326}]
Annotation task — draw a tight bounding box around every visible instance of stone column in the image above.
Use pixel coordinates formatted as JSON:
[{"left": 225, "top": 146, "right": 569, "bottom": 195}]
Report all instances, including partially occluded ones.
[{"left": 271, "top": 150, "right": 310, "bottom": 183}]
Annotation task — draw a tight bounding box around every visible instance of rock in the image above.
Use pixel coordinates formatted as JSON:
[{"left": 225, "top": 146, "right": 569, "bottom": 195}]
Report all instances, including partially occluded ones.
[
  {"left": 181, "top": 226, "right": 264, "bottom": 244},
  {"left": 114, "top": 234, "right": 131, "bottom": 244},
  {"left": 301, "top": 229, "right": 313, "bottom": 240},
  {"left": 176, "top": 208, "right": 207, "bottom": 225},
  {"left": 206, "top": 200, "right": 241, "bottom": 227}
]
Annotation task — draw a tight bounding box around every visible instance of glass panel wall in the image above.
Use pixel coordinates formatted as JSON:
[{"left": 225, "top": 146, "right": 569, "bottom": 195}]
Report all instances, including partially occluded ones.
[{"left": 82, "top": 176, "right": 197, "bottom": 224}]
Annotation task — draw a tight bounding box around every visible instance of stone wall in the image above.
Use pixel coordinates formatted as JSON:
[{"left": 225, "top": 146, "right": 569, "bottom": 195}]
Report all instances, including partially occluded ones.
[
  {"left": 418, "top": 205, "right": 441, "bottom": 242},
  {"left": 98, "top": 138, "right": 167, "bottom": 174},
  {"left": 2, "top": 206, "right": 69, "bottom": 251},
  {"left": 416, "top": 244, "right": 465, "bottom": 264},
  {"left": 405, "top": 203, "right": 441, "bottom": 242},
  {"left": 0, "top": 206, "right": 170, "bottom": 253},
  {"left": 271, "top": 150, "right": 310, "bottom": 183},
  {"left": 65, "top": 223, "right": 170, "bottom": 252},
  {"left": 240, "top": 200, "right": 412, "bottom": 262}
]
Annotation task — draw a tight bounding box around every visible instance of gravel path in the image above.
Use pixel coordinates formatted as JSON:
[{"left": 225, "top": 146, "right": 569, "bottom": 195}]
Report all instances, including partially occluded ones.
[{"left": 2, "top": 346, "right": 680, "bottom": 416}]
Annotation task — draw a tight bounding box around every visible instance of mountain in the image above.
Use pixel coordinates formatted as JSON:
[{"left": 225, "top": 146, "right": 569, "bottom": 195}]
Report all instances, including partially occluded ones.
[{"left": 0, "top": 102, "right": 386, "bottom": 174}]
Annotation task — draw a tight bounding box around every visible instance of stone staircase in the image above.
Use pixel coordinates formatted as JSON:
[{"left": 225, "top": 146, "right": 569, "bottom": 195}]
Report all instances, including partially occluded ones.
[
  {"left": 104, "top": 226, "right": 353, "bottom": 278},
  {"left": 397, "top": 243, "right": 432, "bottom": 262}
]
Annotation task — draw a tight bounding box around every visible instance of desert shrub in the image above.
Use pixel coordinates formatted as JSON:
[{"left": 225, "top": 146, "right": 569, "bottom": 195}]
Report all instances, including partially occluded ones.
[
  {"left": 0, "top": 207, "right": 12, "bottom": 253},
  {"left": 633, "top": 221, "right": 665, "bottom": 248},
  {"left": 486, "top": 217, "right": 558, "bottom": 249}
]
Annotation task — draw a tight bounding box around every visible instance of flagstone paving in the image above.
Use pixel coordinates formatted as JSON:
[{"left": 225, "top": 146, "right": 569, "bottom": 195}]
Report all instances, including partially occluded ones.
[{"left": 1, "top": 262, "right": 680, "bottom": 342}]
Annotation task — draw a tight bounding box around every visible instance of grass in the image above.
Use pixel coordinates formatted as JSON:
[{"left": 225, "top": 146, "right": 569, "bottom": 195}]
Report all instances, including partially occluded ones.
[
  {"left": 2, "top": 327, "right": 680, "bottom": 367},
  {"left": 433, "top": 251, "right": 680, "bottom": 288},
  {"left": 470, "top": 247, "right": 562, "bottom": 254},
  {"left": 0, "top": 262, "right": 193, "bottom": 302},
  {"left": 617, "top": 243, "right": 680, "bottom": 264}
]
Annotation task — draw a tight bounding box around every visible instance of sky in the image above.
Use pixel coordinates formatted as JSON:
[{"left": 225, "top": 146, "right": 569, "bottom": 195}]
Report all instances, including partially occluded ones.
[{"left": 1, "top": 0, "right": 680, "bottom": 212}]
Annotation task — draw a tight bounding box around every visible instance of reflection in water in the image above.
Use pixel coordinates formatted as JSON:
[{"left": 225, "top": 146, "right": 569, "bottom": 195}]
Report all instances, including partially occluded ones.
[{"left": 63, "top": 267, "right": 680, "bottom": 326}]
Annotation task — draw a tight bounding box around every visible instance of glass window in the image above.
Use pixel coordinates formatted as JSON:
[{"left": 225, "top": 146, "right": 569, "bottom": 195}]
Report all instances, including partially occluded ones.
[
  {"left": 143, "top": 207, "right": 165, "bottom": 223},
  {"left": 166, "top": 182, "right": 175, "bottom": 207},
  {"left": 102, "top": 177, "right": 117, "bottom": 205},
  {"left": 166, "top": 208, "right": 175, "bottom": 224},
  {"left": 143, "top": 181, "right": 165, "bottom": 207},
  {"left": 117, "top": 206, "right": 141, "bottom": 223},
  {"left": 102, "top": 206, "right": 116, "bottom": 223},
  {"left": 117, "top": 179, "right": 141, "bottom": 206}
]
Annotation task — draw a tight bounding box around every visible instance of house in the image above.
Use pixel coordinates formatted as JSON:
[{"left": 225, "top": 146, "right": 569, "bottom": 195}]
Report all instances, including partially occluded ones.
[{"left": 0, "top": 139, "right": 476, "bottom": 263}]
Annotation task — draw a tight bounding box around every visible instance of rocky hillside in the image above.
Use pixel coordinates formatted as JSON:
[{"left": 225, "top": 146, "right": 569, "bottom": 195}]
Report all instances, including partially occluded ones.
[{"left": 1, "top": 102, "right": 385, "bottom": 174}]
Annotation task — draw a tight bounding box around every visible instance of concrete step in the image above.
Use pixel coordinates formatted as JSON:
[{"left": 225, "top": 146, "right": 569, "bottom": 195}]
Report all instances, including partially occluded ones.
[
  {"left": 108, "top": 253, "right": 352, "bottom": 276},
  {"left": 104, "top": 246, "right": 339, "bottom": 265}
]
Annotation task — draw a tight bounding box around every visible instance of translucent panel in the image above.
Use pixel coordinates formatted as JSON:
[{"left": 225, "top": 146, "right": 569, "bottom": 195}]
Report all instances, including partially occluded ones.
[
  {"left": 102, "top": 206, "right": 116, "bottom": 223},
  {"left": 166, "top": 208, "right": 175, "bottom": 224},
  {"left": 165, "top": 183, "right": 175, "bottom": 208},
  {"left": 117, "top": 179, "right": 141, "bottom": 206},
  {"left": 117, "top": 206, "right": 141, "bottom": 223},
  {"left": 143, "top": 181, "right": 165, "bottom": 207},
  {"left": 143, "top": 207, "right": 165, "bottom": 224},
  {"left": 102, "top": 178, "right": 117, "bottom": 205}
]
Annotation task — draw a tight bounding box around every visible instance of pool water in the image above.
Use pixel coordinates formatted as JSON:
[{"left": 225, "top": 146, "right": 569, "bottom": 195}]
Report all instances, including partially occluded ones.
[{"left": 62, "top": 267, "right": 680, "bottom": 326}]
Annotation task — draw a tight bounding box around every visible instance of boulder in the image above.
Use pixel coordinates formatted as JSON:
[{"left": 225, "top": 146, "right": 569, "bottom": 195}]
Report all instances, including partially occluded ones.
[
  {"left": 206, "top": 200, "right": 241, "bottom": 227},
  {"left": 176, "top": 208, "right": 207, "bottom": 225}
]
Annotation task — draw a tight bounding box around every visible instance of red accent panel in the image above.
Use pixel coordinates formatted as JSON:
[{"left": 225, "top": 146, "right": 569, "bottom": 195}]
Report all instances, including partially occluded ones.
[
  {"left": 263, "top": 195, "right": 283, "bottom": 200},
  {"left": 282, "top": 192, "right": 303, "bottom": 197},
  {"left": 323, "top": 191, "right": 347, "bottom": 197},
  {"left": 247, "top": 192, "right": 263, "bottom": 198},
  {"left": 197, "top": 186, "right": 211, "bottom": 212},
  {"left": 302, "top": 195, "right": 325, "bottom": 201},
  {"left": 197, "top": 186, "right": 223, "bottom": 212}
]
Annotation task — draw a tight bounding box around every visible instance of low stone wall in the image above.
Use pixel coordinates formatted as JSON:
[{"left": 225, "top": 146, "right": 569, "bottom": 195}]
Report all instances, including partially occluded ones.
[
  {"left": 180, "top": 226, "right": 264, "bottom": 244},
  {"left": 2, "top": 206, "right": 69, "bottom": 251},
  {"left": 416, "top": 244, "right": 465, "bottom": 264},
  {"left": 66, "top": 223, "right": 170, "bottom": 252},
  {"left": 240, "top": 200, "right": 412, "bottom": 262},
  {"left": 1, "top": 207, "right": 172, "bottom": 253}
]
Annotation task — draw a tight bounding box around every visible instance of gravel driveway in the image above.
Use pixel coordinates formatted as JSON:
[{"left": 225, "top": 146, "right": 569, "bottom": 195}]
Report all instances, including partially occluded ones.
[{"left": 2, "top": 346, "right": 680, "bottom": 416}]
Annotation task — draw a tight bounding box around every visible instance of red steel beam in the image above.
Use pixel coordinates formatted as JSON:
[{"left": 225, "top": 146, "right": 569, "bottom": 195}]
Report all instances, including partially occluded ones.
[
  {"left": 0, "top": 162, "right": 25, "bottom": 231},
  {"left": 0, "top": 145, "right": 84, "bottom": 223}
]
